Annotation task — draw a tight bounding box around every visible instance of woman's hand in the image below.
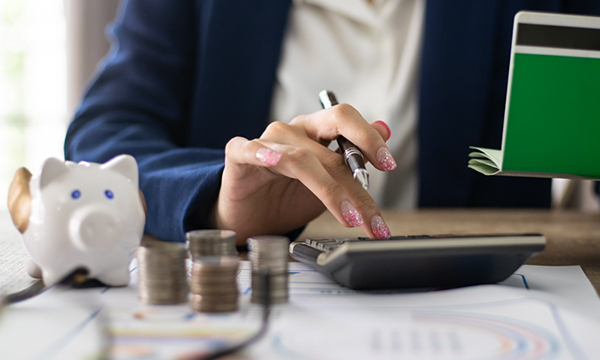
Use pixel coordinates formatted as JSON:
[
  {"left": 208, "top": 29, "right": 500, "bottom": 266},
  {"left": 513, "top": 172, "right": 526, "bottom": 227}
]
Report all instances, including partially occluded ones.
[{"left": 209, "top": 104, "right": 396, "bottom": 244}]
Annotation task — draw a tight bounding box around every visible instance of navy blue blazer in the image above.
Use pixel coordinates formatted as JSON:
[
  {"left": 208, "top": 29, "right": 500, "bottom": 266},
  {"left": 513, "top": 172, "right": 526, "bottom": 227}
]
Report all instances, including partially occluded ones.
[{"left": 64, "top": 0, "right": 600, "bottom": 243}]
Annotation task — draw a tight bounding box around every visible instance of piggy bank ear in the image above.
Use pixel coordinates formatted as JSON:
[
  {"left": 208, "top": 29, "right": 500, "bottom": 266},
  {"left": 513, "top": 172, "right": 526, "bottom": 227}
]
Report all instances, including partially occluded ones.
[
  {"left": 40, "top": 158, "right": 69, "bottom": 189},
  {"left": 7, "top": 167, "right": 32, "bottom": 233},
  {"left": 101, "top": 154, "right": 139, "bottom": 185},
  {"left": 140, "top": 189, "right": 147, "bottom": 216}
]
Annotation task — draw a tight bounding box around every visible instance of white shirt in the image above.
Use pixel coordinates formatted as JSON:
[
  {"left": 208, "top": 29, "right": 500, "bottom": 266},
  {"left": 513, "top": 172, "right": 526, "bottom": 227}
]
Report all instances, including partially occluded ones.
[{"left": 269, "top": 0, "right": 425, "bottom": 208}]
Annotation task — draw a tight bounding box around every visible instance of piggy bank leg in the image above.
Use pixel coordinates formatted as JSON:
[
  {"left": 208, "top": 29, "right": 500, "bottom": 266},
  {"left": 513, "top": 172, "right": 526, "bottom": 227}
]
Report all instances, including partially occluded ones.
[
  {"left": 41, "top": 269, "right": 65, "bottom": 287},
  {"left": 27, "top": 259, "right": 42, "bottom": 279},
  {"left": 97, "top": 267, "right": 131, "bottom": 287}
]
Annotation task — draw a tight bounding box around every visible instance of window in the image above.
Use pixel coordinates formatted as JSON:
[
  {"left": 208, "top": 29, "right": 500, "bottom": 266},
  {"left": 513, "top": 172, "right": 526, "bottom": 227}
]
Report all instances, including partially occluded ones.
[{"left": 0, "top": 0, "right": 66, "bottom": 209}]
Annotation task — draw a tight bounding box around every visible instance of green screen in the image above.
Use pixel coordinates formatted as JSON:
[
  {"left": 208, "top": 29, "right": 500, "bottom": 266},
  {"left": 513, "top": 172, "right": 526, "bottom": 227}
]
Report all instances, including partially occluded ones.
[{"left": 504, "top": 53, "right": 600, "bottom": 178}]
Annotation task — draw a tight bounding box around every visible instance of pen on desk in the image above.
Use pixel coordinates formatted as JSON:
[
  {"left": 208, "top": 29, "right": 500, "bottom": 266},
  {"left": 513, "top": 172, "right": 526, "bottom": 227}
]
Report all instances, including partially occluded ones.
[{"left": 318, "top": 90, "right": 370, "bottom": 191}]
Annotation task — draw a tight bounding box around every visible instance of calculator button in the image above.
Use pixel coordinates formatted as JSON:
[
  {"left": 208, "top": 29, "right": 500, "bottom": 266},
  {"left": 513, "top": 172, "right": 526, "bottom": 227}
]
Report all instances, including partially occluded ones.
[
  {"left": 306, "top": 239, "right": 335, "bottom": 249},
  {"left": 315, "top": 241, "right": 337, "bottom": 249},
  {"left": 322, "top": 243, "right": 342, "bottom": 251},
  {"left": 316, "top": 243, "right": 325, "bottom": 250},
  {"left": 306, "top": 238, "right": 327, "bottom": 247},
  {"left": 333, "top": 238, "right": 361, "bottom": 243}
]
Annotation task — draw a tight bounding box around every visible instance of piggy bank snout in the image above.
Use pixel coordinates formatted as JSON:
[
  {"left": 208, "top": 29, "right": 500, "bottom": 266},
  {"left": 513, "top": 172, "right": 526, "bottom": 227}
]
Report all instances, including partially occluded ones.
[{"left": 69, "top": 205, "right": 123, "bottom": 250}]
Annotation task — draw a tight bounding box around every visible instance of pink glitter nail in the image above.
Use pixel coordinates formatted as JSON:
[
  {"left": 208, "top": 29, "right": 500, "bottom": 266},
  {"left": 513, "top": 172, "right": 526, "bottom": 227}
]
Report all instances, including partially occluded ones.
[
  {"left": 256, "top": 148, "right": 282, "bottom": 166},
  {"left": 377, "top": 148, "right": 397, "bottom": 171},
  {"left": 340, "top": 201, "right": 363, "bottom": 227},
  {"left": 370, "top": 215, "right": 391, "bottom": 239}
]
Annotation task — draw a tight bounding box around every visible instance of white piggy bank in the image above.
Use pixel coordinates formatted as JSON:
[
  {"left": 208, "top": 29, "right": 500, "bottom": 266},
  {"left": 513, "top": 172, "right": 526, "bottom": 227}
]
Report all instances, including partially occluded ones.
[{"left": 7, "top": 154, "right": 146, "bottom": 286}]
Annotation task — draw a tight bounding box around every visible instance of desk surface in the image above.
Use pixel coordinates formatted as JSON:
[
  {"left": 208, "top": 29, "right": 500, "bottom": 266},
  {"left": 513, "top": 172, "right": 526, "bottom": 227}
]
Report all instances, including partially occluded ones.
[
  {"left": 2, "top": 209, "right": 600, "bottom": 294},
  {"left": 299, "top": 209, "right": 600, "bottom": 294},
  {"left": 2, "top": 209, "right": 600, "bottom": 359}
]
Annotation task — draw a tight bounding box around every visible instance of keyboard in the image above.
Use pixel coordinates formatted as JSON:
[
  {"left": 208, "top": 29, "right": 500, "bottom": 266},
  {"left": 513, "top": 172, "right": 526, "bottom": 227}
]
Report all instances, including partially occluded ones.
[{"left": 289, "top": 234, "right": 545, "bottom": 290}]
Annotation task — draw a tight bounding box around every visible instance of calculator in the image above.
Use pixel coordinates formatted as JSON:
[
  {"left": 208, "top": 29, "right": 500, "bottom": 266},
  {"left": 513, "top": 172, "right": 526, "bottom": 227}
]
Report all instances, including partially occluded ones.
[{"left": 289, "top": 234, "right": 545, "bottom": 290}]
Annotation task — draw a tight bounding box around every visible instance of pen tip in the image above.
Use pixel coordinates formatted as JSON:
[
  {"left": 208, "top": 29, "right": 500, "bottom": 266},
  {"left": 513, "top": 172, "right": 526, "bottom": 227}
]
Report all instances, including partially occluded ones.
[{"left": 354, "top": 170, "right": 370, "bottom": 191}]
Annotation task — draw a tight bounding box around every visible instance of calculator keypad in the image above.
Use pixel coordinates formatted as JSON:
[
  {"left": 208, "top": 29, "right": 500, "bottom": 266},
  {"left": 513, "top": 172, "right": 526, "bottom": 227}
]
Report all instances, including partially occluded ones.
[
  {"left": 305, "top": 237, "right": 367, "bottom": 254},
  {"left": 305, "top": 235, "right": 439, "bottom": 253}
]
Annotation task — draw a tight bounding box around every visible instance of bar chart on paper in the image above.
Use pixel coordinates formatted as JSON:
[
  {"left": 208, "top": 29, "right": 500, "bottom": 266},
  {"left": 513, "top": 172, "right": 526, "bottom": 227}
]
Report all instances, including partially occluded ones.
[
  {"left": 247, "top": 264, "right": 582, "bottom": 360},
  {"left": 260, "top": 298, "right": 564, "bottom": 359},
  {"left": 1, "top": 262, "right": 599, "bottom": 360}
]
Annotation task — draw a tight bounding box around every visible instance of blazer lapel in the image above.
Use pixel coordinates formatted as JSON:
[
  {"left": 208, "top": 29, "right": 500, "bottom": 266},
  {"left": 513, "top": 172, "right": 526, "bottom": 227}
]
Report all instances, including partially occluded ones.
[{"left": 418, "top": 0, "right": 501, "bottom": 206}]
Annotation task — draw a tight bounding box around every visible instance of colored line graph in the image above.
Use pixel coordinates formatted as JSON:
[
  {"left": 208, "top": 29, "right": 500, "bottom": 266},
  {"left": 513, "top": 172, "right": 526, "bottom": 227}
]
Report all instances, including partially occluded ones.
[
  {"left": 5, "top": 262, "right": 595, "bottom": 360},
  {"left": 413, "top": 311, "right": 560, "bottom": 359},
  {"left": 268, "top": 301, "right": 566, "bottom": 360}
]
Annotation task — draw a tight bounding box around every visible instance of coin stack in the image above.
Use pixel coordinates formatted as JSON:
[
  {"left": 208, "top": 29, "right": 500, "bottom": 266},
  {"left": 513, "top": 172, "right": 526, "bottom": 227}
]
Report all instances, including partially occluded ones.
[
  {"left": 186, "top": 230, "right": 238, "bottom": 260},
  {"left": 247, "top": 235, "right": 289, "bottom": 305},
  {"left": 137, "top": 238, "right": 189, "bottom": 305},
  {"left": 190, "top": 256, "right": 239, "bottom": 313}
]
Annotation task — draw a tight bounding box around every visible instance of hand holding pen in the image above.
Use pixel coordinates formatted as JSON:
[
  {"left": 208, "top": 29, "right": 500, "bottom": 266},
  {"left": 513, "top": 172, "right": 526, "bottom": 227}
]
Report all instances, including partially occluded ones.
[
  {"left": 319, "top": 90, "right": 370, "bottom": 190},
  {"left": 209, "top": 92, "right": 396, "bottom": 241}
]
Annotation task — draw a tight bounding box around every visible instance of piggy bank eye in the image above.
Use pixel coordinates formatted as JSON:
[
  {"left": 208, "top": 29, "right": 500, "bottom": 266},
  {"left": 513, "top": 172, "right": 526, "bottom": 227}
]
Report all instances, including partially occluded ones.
[
  {"left": 71, "top": 190, "right": 81, "bottom": 200},
  {"left": 105, "top": 190, "right": 114, "bottom": 199}
]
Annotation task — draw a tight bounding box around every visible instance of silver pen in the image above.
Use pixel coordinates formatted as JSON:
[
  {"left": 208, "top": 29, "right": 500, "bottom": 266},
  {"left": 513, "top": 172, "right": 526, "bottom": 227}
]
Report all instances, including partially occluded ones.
[{"left": 319, "top": 90, "right": 370, "bottom": 190}]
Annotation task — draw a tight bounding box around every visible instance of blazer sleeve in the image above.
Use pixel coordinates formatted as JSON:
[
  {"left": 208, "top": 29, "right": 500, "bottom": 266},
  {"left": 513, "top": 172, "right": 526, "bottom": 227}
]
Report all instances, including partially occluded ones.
[{"left": 64, "top": 0, "right": 222, "bottom": 243}]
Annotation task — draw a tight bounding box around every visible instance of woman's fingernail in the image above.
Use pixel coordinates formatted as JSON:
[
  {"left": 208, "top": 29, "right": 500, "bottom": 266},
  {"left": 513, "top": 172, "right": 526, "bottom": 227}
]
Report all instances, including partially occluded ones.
[
  {"left": 374, "top": 120, "right": 391, "bottom": 141},
  {"left": 256, "top": 148, "right": 282, "bottom": 166},
  {"left": 377, "top": 148, "right": 397, "bottom": 171},
  {"left": 370, "top": 215, "right": 391, "bottom": 239},
  {"left": 340, "top": 201, "right": 363, "bottom": 227}
]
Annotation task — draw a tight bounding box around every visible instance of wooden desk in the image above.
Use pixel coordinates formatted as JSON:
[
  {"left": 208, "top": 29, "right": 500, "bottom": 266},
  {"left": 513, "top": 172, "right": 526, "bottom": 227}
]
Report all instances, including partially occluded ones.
[
  {"left": 2, "top": 209, "right": 600, "bottom": 294},
  {"left": 299, "top": 209, "right": 600, "bottom": 294}
]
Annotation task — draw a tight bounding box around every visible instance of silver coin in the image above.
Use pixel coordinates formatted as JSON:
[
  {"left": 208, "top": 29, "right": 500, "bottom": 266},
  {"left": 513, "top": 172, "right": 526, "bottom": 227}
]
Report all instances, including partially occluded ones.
[
  {"left": 247, "top": 251, "right": 289, "bottom": 261},
  {"left": 190, "top": 276, "right": 238, "bottom": 287},
  {"left": 192, "top": 257, "right": 239, "bottom": 274},
  {"left": 247, "top": 253, "right": 289, "bottom": 262},
  {"left": 188, "top": 255, "right": 240, "bottom": 312},
  {"left": 139, "top": 290, "right": 189, "bottom": 305},
  {"left": 187, "top": 230, "right": 238, "bottom": 259},
  {"left": 248, "top": 263, "right": 288, "bottom": 274},
  {"left": 187, "top": 229, "right": 236, "bottom": 242},
  {"left": 246, "top": 236, "right": 289, "bottom": 305},
  {"left": 190, "top": 278, "right": 238, "bottom": 287},
  {"left": 193, "top": 255, "right": 239, "bottom": 266},
  {"left": 191, "top": 272, "right": 236, "bottom": 278},
  {"left": 191, "top": 258, "right": 239, "bottom": 285},
  {"left": 247, "top": 235, "right": 289, "bottom": 245},
  {"left": 190, "top": 283, "right": 238, "bottom": 295},
  {"left": 137, "top": 239, "right": 189, "bottom": 305},
  {"left": 191, "top": 293, "right": 239, "bottom": 303},
  {"left": 191, "top": 269, "right": 239, "bottom": 278},
  {"left": 139, "top": 239, "right": 187, "bottom": 252}
]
